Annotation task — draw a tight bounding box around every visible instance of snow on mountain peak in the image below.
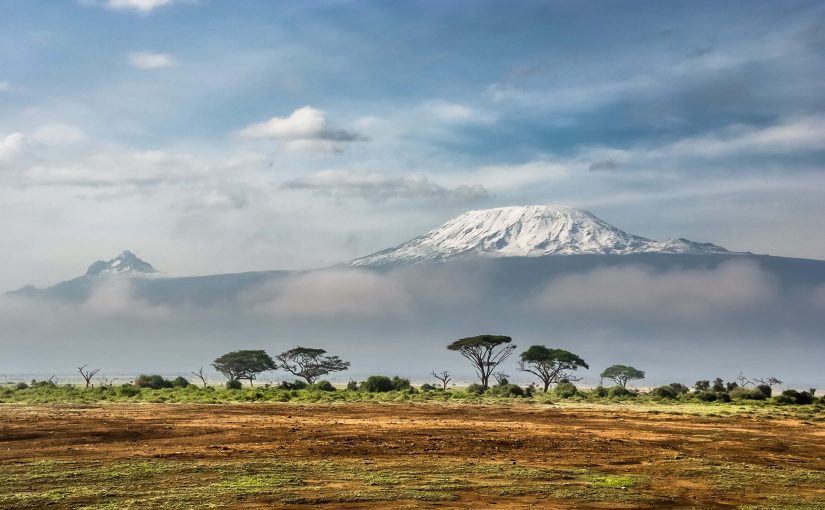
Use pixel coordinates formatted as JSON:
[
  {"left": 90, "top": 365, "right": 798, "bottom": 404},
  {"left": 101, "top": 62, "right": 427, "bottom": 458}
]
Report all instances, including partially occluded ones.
[
  {"left": 85, "top": 250, "right": 158, "bottom": 277},
  {"left": 351, "top": 205, "right": 730, "bottom": 266}
]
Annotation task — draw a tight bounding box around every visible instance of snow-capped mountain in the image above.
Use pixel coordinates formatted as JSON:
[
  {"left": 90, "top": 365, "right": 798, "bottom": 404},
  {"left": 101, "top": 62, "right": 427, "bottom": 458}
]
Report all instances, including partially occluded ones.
[
  {"left": 85, "top": 250, "right": 157, "bottom": 277},
  {"left": 351, "top": 205, "right": 730, "bottom": 266}
]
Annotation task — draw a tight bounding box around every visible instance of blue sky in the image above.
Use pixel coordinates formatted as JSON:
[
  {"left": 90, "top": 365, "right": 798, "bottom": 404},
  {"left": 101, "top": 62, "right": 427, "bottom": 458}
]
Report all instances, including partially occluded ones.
[{"left": 1, "top": 0, "right": 825, "bottom": 289}]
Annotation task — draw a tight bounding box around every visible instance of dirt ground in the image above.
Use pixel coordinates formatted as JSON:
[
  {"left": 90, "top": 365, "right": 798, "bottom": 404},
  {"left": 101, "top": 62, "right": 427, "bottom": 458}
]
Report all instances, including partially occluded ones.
[{"left": 1, "top": 402, "right": 824, "bottom": 509}]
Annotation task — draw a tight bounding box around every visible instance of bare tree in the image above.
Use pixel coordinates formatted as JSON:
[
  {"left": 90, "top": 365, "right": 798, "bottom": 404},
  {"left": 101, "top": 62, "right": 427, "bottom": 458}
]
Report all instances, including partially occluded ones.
[
  {"left": 191, "top": 366, "right": 208, "bottom": 388},
  {"left": 77, "top": 365, "right": 101, "bottom": 389},
  {"left": 431, "top": 370, "right": 452, "bottom": 390},
  {"left": 753, "top": 376, "right": 783, "bottom": 388},
  {"left": 493, "top": 372, "right": 510, "bottom": 385}
]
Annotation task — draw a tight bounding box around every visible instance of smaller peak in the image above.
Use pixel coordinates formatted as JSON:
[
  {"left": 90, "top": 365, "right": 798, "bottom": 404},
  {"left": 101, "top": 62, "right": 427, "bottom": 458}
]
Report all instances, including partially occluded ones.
[{"left": 85, "top": 250, "right": 157, "bottom": 277}]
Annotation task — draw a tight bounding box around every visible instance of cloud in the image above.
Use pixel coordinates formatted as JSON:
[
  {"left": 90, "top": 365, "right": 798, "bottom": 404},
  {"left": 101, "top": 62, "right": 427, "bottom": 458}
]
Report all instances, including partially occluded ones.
[
  {"left": 238, "top": 106, "right": 366, "bottom": 152},
  {"left": 127, "top": 52, "right": 177, "bottom": 69},
  {"left": 283, "top": 170, "right": 488, "bottom": 203},
  {"left": 529, "top": 260, "right": 778, "bottom": 318},
  {"left": 0, "top": 81, "right": 11, "bottom": 92},
  {"left": 588, "top": 159, "right": 619, "bottom": 172},
  {"left": 245, "top": 270, "right": 412, "bottom": 318},
  {"left": 421, "top": 100, "right": 489, "bottom": 123},
  {"left": 32, "top": 125, "right": 87, "bottom": 146},
  {"left": 0, "top": 133, "right": 27, "bottom": 165}
]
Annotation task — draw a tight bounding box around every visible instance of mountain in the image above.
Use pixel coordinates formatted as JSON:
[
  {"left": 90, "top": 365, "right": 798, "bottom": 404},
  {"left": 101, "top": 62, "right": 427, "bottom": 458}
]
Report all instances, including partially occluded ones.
[
  {"left": 351, "top": 205, "right": 731, "bottom": 267},
  {"left": 85, "top": 250, "right": 157, "bottom": 277}
]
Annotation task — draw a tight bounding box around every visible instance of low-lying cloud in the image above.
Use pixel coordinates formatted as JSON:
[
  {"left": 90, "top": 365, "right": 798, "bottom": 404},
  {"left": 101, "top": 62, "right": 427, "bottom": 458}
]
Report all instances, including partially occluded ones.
[
  {"left": 238, "top": 106, "right": 366, "bottom": 153},
  {"left": 529, "top": 260, "right": 779, "bottom": 317}
]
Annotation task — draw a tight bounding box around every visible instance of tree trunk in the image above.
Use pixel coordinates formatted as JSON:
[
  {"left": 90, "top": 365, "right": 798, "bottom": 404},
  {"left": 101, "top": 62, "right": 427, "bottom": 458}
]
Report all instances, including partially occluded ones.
[{"left": 543, "top": 380, "right": 551, "bottom": 392}]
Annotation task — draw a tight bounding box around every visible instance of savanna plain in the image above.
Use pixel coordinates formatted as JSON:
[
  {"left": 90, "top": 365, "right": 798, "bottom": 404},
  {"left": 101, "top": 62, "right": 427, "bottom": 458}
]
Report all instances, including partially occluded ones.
[{"left": 1, "top": 390, "right": 824, "bottom": 509}]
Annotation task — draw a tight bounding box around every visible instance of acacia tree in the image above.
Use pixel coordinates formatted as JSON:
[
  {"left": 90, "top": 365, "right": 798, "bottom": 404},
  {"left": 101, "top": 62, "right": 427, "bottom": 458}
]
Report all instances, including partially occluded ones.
[
  {"left": 447, "top": 335, "right": 516, "bottom": 390},
  {"left": 431, "top": 370, "right": 452, "bottom": 390},
  {"left": 212, "top": 350, "right": 276, "bottom": 387},
  {"left": 600, "top": 365, "right": 645, "bottom": 388},
  {"left": 518, "top": 346, "right": 589, "bottom": 392},
  {"left": 275, "top": 347, "right": 350, "bottom": 384}
]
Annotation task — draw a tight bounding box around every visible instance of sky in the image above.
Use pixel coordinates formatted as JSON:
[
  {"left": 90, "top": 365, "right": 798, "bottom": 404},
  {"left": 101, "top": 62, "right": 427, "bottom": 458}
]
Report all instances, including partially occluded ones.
[{"left": 1, "top": 0, "right": 824, "bottom": 291}]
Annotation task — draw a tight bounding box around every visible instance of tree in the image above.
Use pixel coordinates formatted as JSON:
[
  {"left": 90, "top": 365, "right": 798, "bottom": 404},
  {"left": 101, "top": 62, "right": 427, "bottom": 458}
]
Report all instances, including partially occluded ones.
[
  {"left": 600, "top": 365, "right": 645, "bottom": 388},
  {"left": 77, "top": 365, "right": 101, "bottom": 389},
  {"left": 431, "top": 370, "right": 452, "bottom": 390},
  {"left": 275, "top": 347, "right": 350, "bottom": 384},
  {"left": 518, "top": 346, "right": 589, "bottom": 392},
  {"left": 212, "top": 350, "right": 275, "bottom": 387},
  {"left": 191, "top": 366, "right": 208, "bottom": 388},
  {"left": 447, "top": 335, "right": 516, "bottom": 390}
]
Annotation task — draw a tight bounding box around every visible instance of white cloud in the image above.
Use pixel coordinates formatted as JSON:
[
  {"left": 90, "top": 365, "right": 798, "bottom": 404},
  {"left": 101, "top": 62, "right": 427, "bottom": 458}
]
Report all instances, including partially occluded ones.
[
  {"left": 421, "top": 100, "right": 489, "bottom": 123},
  {"left": 127, "top": 52, "right": 176, "bottom": 69},
  {"left": 0, "top": 133, "right": 27, "bottom": 165},
  {"left": 238, "top": 106, "right": 365, "bottom": 152},
  {"left": 0, "top": 81, "right": 12, "bottom": 92},
  {"left": 105, "top": 0, "right": 177, "bottom": 13},
  {"left": 283, "top": 170, "right": 488, "bottom": 203},
  {"left": 32, "top": 125, "right": 87, "bottom": 146}
]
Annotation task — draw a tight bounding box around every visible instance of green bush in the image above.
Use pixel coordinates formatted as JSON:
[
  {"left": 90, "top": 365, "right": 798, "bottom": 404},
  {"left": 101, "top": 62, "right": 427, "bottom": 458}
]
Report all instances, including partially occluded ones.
[
  {"left": 488, "top": 383, "right": 524, "bottom": 397},
  {"left": 776, "top": 389, "right": 815, "bottom": 405},
  {"left": 668, "top": 383, "right": 690, "bottom": 394},
  {"left": 608, "top": 385, "right": 634, "bottom": 398},
  {"left": 420, "top": 383, "right": 436, "bottom": 391},
  {"left": 592, "top": 386, "right": 608, "bottom": 398},
  {"left": 133, "top": 374, "right": 174, "bottom": 389},
  {"left": 172, "top": 376, "right": 190, "bottom": 388},
  {"left": 650, "top": 385, "right": 679, "bottom": 399},
  {"left": 755, "top": 384, "right": 772, "bottom": 398},
  {"left": 361, "top": 375, "right": 410, "bottom": 392},
  {"left": 346, "top": 380, "right": 359, "bottom": 391},
  {"left": 308, "top": 380, "right": 336, "bottom": 392},
  {"left": 730, "top": 387, "right": 768, "bottom": 401},
  {"left": 554, "top": 382, "right": 578, "bottom": 398},
  {"left": 117, "top": 384, "right": 139, "bottom": 397},
  {"left": 14, "top": 382, "right": 28, "bottom": 390},
  {"left": 695, "top": 391, "right": 717, "bottom": 402},
  {"left": 465, "top": 383, "right": 485, "bottom": 395},
  {"left": 225, "top": 380, "right": 243, "bottom": 390}
]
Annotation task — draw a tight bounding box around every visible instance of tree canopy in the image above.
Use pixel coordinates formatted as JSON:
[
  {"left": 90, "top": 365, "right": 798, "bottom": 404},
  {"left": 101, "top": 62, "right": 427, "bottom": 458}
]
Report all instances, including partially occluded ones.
[
  {"left": 518, "top": 346, "right": 589, "bottom": 392},
  {"left": 275, "top": 346, "right": 350, "bottom": 384},
  {"left": 212, "top": 350, "right": 276, "bottom": 386},
  {"left": 600, "top": 364, "right": 645, "bottom": 388},
  {"left": 447, "top": 335, "right": 516, "bottom": 390}
]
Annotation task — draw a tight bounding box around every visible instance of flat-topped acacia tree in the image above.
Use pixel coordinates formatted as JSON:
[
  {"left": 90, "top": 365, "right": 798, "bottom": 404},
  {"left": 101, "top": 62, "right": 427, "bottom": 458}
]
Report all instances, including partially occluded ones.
[
  {"left": 275, "top": 347, "right": 351, "bottom": 384},
  {"left": 600, "top": 364, "right": 645, "bottom": 388},
  {"left": 518, "top": 346, "right": 589, "bottom": 392},
  {"left": 212, "top": 350, "right": 276, "bottom": 387},
  {"left": 447, "top": 335, "right": 516, "bottom": 390}
]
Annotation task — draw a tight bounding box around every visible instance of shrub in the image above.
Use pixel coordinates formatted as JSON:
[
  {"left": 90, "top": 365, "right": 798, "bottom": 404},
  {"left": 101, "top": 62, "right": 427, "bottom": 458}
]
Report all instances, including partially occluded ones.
[
  {"left": 420, "top": 383, "right": 436, "bottom": 391},
  {"left": 466, "top": 383, "right": 485, "bottom": 395},
  {"left": 361, "top": 375, "right": 410, "bottom": 392},
  {"left": 391, "top": 376, "right": 412, "bottom": 391},
  {"left": 308, "top": 380, "right": 336, "bottom": 392},
  {"left": 14, "top": 382, "right": 28, "bottom": 390},
  {"left": 172, "top": 376, "right": 190, "bottom": 388},
  {"left": 361, "top": 376, "right": 394, "bottom": 393},
  {"left": 346, "top": 380, "right": 359, "bottom": 391},
  {"left": 695, "top": 391, "right": 717, "bottom": 402},
  {"left": 554, "top": 382, "right": 578, "bottom": 398},
  {"left": 776, "top": 389, "right": 815, "bottom": 405},
  {"left": 755, "top": 384, "right": 772, "bottom": 398},
  {"left": 117, "top": 384, "right": 139, "bottom": 397},
  {"left": 608, "top": 385, "right": 634, "bottom": 398},
  {"left": 668, "top": 383, "right": 690, "bottom": 394},
  {"left": 730, "top": 387, "right": 768, "bottom": 401},
  {"left": 488, "top": 383, "right": 524, "bottom": 397},
  {"left": 226, "top": 380, "right": 243, "bottom": 390},
  {"left": 593, "top": 386, "right": 608, "bottom": 398},
  {"left": 279, "top": 380, "right": 308, "bottom": 390},
  {"left": 650, "top": 385, "right": 679, "bottom": 399},
  {"left": 134, "top": 374, "right": 174, "bottom": 389},
  {"left": 717, "top": 392, "right": 731, "bottom": 403}
]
